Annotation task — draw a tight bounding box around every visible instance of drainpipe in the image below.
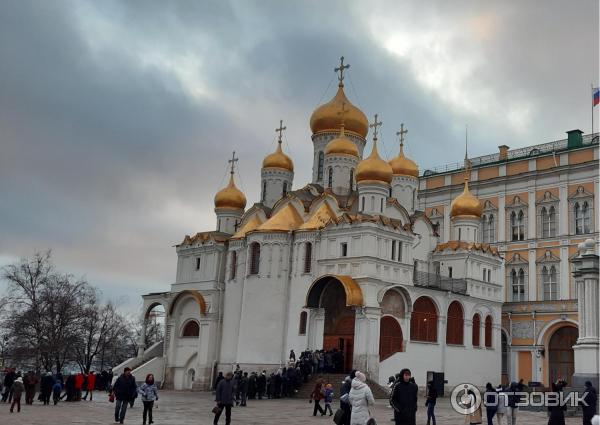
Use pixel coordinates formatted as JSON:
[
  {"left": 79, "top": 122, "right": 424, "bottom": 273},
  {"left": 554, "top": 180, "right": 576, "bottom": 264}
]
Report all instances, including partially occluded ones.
[{"left": 280, "top": 232, "right": 295, "bottom": 366}]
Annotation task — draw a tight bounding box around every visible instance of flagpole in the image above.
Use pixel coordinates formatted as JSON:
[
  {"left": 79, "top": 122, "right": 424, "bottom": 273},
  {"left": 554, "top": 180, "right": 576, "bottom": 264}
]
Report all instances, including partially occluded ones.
[{"left": 592, "top": 83, "right": 594, "bottom": 138}]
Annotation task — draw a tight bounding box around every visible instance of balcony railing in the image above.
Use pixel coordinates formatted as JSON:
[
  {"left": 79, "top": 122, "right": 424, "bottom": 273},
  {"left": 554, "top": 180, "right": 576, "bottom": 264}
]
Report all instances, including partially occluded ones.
[{"left": 413, "top": 270, "right": 468, "bottom": 294}]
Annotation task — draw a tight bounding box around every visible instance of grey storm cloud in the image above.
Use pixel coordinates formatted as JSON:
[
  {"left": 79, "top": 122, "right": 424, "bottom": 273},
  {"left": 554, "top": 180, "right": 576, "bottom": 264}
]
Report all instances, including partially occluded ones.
[{"left": 0, "top": 0, "right": 597, "bottom": 309}]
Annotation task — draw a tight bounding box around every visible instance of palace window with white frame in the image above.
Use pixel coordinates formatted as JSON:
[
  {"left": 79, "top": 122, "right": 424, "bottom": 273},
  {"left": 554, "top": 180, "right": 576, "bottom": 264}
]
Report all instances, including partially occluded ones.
[
  {"left": 542, "top": 265, "right": 558, "bottom": 301},
  {"left": 510, "top": 268, "right": 526, "bottom": 301}
]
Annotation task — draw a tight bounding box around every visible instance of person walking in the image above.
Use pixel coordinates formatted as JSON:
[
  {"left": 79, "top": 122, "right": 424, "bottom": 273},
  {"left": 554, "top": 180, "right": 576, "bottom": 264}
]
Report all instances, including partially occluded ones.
[
  {"left": 348, "top": 371, "right": 375, "bottom": 425},
  {"left": 83, "top": 371, "right": 96, "bottom": 401},
  {"left": 506, "top": 382, "right": 519, "bottom": 425},
  {"left": 340, "top": 372, "right": 355, "bottom": 425},
  {"left": 390, "top": 368, "right": 418, "bottom": 425},
  {"left": 548, "top": 382, "right": 567, "bottom": 425},
  {"left": 2, "top": 368, "right": 16, "bottom": 403},
  {"left": 484, "top": 383, "right": 498, "bottom": 425},
  {"left": 23, "top": 371, "right": 37, "bottom": 405},
  {"left": 323, "top": 383, "right": 334, "bottom": 416},
  {"left": 52, "top": 380, "right": 63, "bottom": 405},
  {"left": 214, "top": 372, "right": 234, "bottom": 425},
  {"left": 10, "top": 377, "right": 24, "bottom": 413},
  {"left": 496, "top": 386, "right": 508, "bottom": 425},
  {"left": 310, "top": 379, "right": 326, "bottom": 416},
  {"left": 239, "top": 372, "right": 248, "bottom": 406},
  {"left": 112, "top": 367, "right": 137, "bottom": 424},
  {"left": 426, "top": 380, "right": 438, "bottom": 425},
  {"left": 582, "top": 381, "right": 598, "bottom": 425},
  {"left": 139, "top": 374, "right": 159, "bottom": 425},
  {"left": 74, "top": 372, "right": 84, "bottom": 401},
  {"left": 289, "top": 349, "right": 296, "bottom": 362},
  {"left": 40, "top": 372, "right": 54, "bottom": 405}
]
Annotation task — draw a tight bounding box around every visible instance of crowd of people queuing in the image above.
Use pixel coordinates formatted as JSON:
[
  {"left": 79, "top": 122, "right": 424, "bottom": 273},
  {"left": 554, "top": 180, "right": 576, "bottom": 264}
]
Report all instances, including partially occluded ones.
[{"left": 1, "top": 367, "right": 114, "bottom": 413}]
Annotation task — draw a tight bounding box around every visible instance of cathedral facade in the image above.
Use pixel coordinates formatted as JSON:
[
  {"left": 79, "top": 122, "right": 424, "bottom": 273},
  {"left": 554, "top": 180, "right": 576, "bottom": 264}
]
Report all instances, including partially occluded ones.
[{"left": 129, "top": 62, "right": 507, "bottom": 392}]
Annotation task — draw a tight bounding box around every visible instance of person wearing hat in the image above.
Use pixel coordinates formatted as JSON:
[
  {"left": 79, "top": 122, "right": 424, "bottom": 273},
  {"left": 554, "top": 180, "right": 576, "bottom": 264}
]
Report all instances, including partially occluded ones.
[
  {"left": 112, "top": 367, "right": 137, "bottom": 424},
  {"left": 348, "top": 371, "right": 375, "bottom": 425},
  {"left": 390, "top": 368, "right": 418, "bottom": 425},
  {"left": 10, "top": 376, "right": 25, "bottom": 413}
]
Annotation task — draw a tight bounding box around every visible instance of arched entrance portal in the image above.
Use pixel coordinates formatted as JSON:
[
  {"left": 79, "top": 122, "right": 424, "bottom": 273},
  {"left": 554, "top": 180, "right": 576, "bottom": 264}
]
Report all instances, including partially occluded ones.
[
  {"left": 306, "top": 275, "right": 364, "bottom": 373},
  {"left": 548, "top": 326, "right": 578, "bottom": 385}
]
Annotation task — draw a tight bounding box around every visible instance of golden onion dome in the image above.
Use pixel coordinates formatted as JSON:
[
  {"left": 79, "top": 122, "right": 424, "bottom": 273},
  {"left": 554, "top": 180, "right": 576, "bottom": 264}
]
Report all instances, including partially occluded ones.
[
  {"left": 324, "top": 125, "right": 359, "bottom": 157},
  {"left": 356, "top": 139, "right": 393, "bottom": 184},
  {"left": 450, "top": 178, "right": 482, "bottom": 218},
  {"left": 310, "top": 85, "right": 368, "bottom": 138},
  {"left": 389, "top": 143, "right": 418, "bottom": 177},
  {"left": 262, "top": 141, "right": 294, "bottom": 172},
  {"left": 214, "top": 173, "right": 247, "bottom": 210}
]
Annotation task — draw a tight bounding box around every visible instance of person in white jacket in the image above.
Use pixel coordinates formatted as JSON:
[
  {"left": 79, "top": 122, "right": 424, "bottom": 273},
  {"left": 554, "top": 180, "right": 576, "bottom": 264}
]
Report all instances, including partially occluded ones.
[{"left": 348, "top": 371, "right": 375, "bottom": 425}]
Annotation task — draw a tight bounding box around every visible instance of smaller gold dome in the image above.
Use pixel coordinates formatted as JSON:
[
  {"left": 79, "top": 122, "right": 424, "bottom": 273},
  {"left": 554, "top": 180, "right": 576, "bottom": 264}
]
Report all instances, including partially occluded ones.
[
  {"left": 325, "top": 126, "right": 359, "bottom": 157},
  {"left": 450, "top": 178, "right": 482, "bottom": 218},
  {"left": 389, "top": 144, "right": 418, "bottom": 177},
  {"left": 262, "top": 142, "right": 294, "bottom": 172},
  {"left": 214, "top": 174, "right": 247, "bottom": 210},
  {"left": 310, "top": 85, "right": 369, "bottom": 138},
  {"left": 356, "top": 139, "right": 393, "bottom": 184}
]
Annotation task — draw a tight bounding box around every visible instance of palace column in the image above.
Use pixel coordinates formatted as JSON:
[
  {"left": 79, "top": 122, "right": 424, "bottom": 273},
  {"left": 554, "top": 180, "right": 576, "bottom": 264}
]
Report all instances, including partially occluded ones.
[
  {"left": 570, "top": 239, "right": 600, "bottom": 388},
  {"left": 353, "top": 306, "right": 381, "bottom": 380}
]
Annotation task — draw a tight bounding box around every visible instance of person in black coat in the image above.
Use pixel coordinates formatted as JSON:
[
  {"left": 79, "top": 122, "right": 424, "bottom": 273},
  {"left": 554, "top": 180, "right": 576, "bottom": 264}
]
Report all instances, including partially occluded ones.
[
  {"left": 426, "top": 380, "right": 438, "bottom": 425},
  {"left": 214, "top": 372, "right": 234, "bottom": 425},
  {"left": 390, "top": 368, "right": 418, "bottom": 425},
  {"left": 548, "top": 382, "right": 567, "bottom": 425},
  {"left": 214, "top": 372, "right": 224, "bottom": 391},
  {"left": 40, "top": 372, "right": 55, "bottom": 405},
  {"left": 112, "top": 367, "right": 137, "bottom": 424},
  {"left": 484, "top": 382, "right": 497, "bottom": 425},
  {"left": 581, "top": 381, "right": 598, "bottom": 425}
]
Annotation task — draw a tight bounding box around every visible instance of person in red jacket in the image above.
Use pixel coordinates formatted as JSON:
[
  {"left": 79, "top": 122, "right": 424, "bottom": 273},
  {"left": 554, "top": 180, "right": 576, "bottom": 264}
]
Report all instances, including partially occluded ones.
[
  {"left": 83, "top": 371, "right": 96, "bottom": 401},
  {"left": 74, "top": 373, "right": 84, "bottom": 401}
]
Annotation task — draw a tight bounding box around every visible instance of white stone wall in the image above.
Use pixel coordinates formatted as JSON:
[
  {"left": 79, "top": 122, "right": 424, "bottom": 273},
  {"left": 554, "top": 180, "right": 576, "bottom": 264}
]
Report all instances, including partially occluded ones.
[
  {"left": 392, "top": 175, "right": 419, "bottom": 214},
  {"left": 261, "top": 168, "right": 293, "bottom": 208},
  {"left": 323, "top": 154, "right": 358, "bottom": 195}
]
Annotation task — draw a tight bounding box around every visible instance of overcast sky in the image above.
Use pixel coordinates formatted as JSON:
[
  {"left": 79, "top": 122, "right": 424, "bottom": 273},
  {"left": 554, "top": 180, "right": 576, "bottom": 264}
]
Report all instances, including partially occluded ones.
[{"left": 0, "top": 1, "right": 598, "bottom": 312}]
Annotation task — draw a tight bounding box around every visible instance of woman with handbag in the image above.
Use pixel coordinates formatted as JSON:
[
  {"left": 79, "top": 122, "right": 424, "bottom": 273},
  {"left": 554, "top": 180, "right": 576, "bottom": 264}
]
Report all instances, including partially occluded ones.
[{"left": 348, "top": 371, "right": 375, "bottom": 425}]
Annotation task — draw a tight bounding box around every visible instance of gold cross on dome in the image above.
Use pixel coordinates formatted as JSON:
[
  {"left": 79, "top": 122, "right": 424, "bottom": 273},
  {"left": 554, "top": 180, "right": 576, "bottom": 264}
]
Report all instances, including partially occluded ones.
[
  {"left": 396, "top": 123, "right": 408, "bottom": 147},
  {"left": 337, "top": 101, "right": 349, "bottom": 122},
  {"left": 275, "top": 119, "right": 286, "bottom": 142},
  {"left": 369, "top": 113, "right": 382, "bottom": 140},
  {"left": 335, "top": 56, "right": 350, "bottom": 86},
  {"left": 228, "top": 151, "right": 238, "bottom": 174}
]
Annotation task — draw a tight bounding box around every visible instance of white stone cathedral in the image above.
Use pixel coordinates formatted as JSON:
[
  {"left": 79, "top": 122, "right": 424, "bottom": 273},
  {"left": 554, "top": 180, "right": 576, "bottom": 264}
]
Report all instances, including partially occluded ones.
[{"left": 127, "top": 60, "right": 505, "bottom": 391}]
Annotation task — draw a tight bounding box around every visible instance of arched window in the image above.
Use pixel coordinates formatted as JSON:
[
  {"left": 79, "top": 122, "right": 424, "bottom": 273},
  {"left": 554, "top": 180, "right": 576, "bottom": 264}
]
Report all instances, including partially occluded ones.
[
  {"left": 576, "top": 201, "right": 591, "bottom": 234},
  {"left": 472, "top": 313, "right": 481, "bottom": 347},
  {"left": 488, "top": 214, "right": 495, "bottom": 242},
  {"left": 303, "top": 242, "right": 312, "bottom": 273},
  {"left": 370, "top": 196, "right": 375, "bottom": 211},
  {"left": 511, "top": 269, "right": 525, "bottom": 301},
  {"left": 262, "top": 180, "right": 267, "bottom": 202},
  {"left": 249, "top": 242, "right": 260, "bottom": 275},
  {"left": 485, "top": 315, "right": 493, "bottom": 348},
  {"left": 361, "top": 197, "right": 365, "bottom": 211},
  {"left": 317, "top": 152, "right": 324, "bottom": 181},
  {"left": 446, "top": 301, "right": 464, "bottom": 345},
  {"left": 350, "top": 169, "right": 354, "bottom": 191},
  {"left": 182, "top": 320, "right": 200, "bottom": 337},
  {"left": 230, "top": 251, "right": 237, "bottom": 280},
  {"left": 541, "top": 206, "right": 556, "bottom": 238},
  {"left": 487, "top": 269, "right": 491, "bottom": 283},
  {"left": 327, "top": 167, "right": 333, "bottom": 188},
  {"left": 299, "top": 311, "right": 307, "bottom": 335},
  {"left": 410, "top": 297, "right": 438, "bottom": 342},
  {"left": 511, "top": 210, "right": 525, "bottom": 241},
  {"left": 380, "top": 198, "right": 384, "bottom": 212},
  {"left": 412, "top": 188, "right": 416, "bottom": 211},
  {"left": 543, "top": 265, "right": 558, "bottom": 300},
  {"left": 283, "top": 182, "right": 288, "bottom": 196},
  {"left": 379, "top": 316, "right": 404, "bottom": 360},
  {"left": 482, "top": 215, "right": 488, "bottom": 242}
]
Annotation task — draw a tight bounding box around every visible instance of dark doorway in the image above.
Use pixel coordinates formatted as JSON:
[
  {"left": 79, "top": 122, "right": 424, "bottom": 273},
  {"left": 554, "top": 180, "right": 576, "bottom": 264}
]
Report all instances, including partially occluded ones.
[
  {"left": 548, "top": 326, "right": 578, "bottom": 386},
  {"left": 321, "top": 280, "right": 355, "bottom": 373}
]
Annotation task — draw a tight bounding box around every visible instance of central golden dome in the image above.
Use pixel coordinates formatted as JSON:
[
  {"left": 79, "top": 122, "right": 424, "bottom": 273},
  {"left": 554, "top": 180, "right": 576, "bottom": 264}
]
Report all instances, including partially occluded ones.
[
  {"left": 389, "top": 144, "right": 418, "bottom": 177},
  {"left": 214, "top": 174, "right": 247, "bottom": 210},
  {"left": 310, "top": 85, "right": 368, "bottom": 138},
  {"left": 262, "top": 142, "right": 294, "bottom": 172},
  {"left": 356, "top": 140, "right": 393, "bottom": 184},
  {"left": 450, "top": 178, "right": 482, "bottom": 218},
  {"left": 324, "top": 126, "right": 359, "bottom": 157}
]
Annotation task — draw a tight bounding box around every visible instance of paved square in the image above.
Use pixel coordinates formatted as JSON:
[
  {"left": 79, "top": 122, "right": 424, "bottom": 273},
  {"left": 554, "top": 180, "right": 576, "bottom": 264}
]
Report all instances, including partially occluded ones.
[{"left": 0, "top": 391, "right": 582, "bottom": 425}]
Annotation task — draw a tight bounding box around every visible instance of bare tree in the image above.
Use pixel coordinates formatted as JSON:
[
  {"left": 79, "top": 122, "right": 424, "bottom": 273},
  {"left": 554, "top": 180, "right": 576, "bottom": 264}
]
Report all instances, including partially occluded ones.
[{"left": 73, "top": 289, "right": 129, "bottom": 373}]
